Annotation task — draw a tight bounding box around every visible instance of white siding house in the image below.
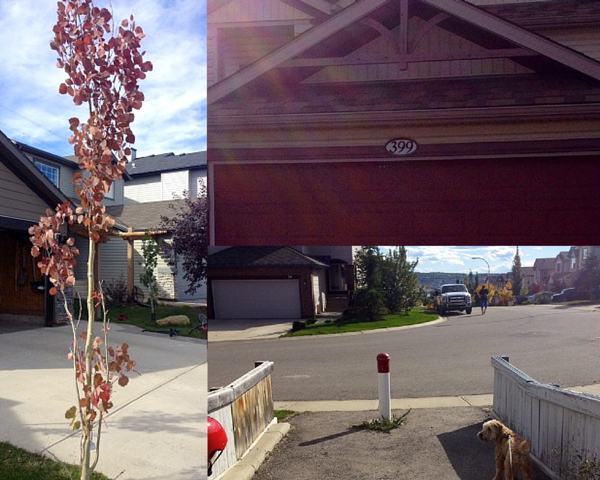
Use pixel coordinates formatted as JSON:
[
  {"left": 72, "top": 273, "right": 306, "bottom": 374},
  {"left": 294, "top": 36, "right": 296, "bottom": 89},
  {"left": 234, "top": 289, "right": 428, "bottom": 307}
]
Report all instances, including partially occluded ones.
[{"left": 116, "top": 150, "right": 208, "bottom": 302}]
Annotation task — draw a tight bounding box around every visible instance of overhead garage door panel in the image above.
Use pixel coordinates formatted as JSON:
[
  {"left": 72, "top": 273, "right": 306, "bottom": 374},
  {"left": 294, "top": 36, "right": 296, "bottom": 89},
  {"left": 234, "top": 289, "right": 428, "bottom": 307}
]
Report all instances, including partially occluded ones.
[{"left": 212, "top": 279, "right": 301, "bottom": 319}]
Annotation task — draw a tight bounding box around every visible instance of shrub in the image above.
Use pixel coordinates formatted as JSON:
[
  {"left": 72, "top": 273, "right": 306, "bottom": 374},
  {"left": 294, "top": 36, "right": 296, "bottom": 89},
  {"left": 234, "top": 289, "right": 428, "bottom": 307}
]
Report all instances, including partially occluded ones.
[
  {"left": 103, "top": 274, "right": 128, "bottom": 307},
  {"left": 354, "top": 288, "right": 385, "bottom": 322},
  {"left": 292, "top": 321, "right": 306, "bottom": 332},
  {"left": 306, "top": 318, "right": 317, "bottom": 325}
]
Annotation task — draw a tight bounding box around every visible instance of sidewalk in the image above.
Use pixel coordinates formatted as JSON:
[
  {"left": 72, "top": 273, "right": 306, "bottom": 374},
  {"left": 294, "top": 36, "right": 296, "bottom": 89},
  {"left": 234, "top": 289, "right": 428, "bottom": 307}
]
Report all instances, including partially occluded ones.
[
  {"left": 0, "top": 322, "right": 207, "bottom": 480},
  {"left": 221, "top": 384, "right": 600, "bottom": 480}
]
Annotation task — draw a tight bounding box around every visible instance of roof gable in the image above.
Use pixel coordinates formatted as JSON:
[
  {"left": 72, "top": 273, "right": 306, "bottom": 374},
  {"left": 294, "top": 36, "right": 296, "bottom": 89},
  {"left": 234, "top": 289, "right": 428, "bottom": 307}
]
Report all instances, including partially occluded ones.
[
  {"left": 208, "top": 246, "right": 329, "bottom": 268},
  {"left": 209, "top": 0, "right": 600, "bottom": 104},
  {"left": 0, "top": 131, "right": 68, "bottom": 209}
]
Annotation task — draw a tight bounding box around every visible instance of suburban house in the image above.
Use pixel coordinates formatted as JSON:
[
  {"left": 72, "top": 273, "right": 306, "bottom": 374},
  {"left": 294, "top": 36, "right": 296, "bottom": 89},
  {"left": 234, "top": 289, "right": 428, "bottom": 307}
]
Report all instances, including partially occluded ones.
[
  {"left": 123, "top": 150, "right": 207, "bottom": 204},
  {"left": 520, "top": 266, "right": 535, "bottom": 292},
  {"left": 208, "top": 0, "right": 600, "bottom": 246},
  {"left": 533, "top": 257, "right": 556, "bottom": 286},
  {"left": 108, "top": 150, "right": 208, "bottom": 302},
  {"left": 0, "top": 131, "right": 71, "bottom": 325},
  {"left": 1, "top": 128, "right": 207, "bottom": 321},
  {"left": 207, "top": 246, "right": 357, "bottom": 319}
]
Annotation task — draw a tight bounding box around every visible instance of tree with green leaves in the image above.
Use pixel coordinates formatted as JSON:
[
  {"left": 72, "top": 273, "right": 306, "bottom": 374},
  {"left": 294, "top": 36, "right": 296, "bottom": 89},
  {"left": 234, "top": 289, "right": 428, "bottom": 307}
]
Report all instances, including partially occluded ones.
[
  {"left": 139, "top": 235, "right": 160, "bottom": 322},
  {"left": 380, "top": 247, "right": 420, "bottom": 314},
  {"left": 511, "top": 247, "right": 523, "bottom": 296},
  {"left": 575, "top": 255, "right": 600, "bottom": 299}
]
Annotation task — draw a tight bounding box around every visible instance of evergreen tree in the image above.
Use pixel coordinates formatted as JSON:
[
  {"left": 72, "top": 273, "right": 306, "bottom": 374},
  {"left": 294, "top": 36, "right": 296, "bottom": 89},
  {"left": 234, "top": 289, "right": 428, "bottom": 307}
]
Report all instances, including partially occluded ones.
[
  {"left": 380, "top": 247, "right": 420, "bottom": 314},
  {"left": 355, "top": 246, "right": 382, "bottom": 290},
  {"left": 512, "top": 246, "right": 523, "bottom": 296}
]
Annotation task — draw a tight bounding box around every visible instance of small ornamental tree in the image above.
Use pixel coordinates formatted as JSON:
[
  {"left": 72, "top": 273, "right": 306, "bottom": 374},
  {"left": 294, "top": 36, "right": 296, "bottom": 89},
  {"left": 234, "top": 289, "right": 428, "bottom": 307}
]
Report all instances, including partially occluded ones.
[
  {"left": 29, "top": 2, "right": 152, "bottom": 479},
  {"left": 140, "top": 235, "right": 160, "bottom": 321},
  {"left": 160, "top": 184, "right": 208, "bottom": 296}
]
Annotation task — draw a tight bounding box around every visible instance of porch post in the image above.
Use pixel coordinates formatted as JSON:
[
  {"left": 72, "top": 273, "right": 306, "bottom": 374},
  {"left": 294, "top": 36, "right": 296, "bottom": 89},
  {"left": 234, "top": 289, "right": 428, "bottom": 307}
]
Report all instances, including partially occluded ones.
[{"left": 127, "top": 227, "right": 135, "bottom": 303}]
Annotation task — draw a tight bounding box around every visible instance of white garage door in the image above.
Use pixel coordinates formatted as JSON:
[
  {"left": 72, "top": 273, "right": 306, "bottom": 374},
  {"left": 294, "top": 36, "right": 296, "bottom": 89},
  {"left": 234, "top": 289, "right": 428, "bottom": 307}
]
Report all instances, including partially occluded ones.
[{"left": 212, "top": 279, "right": 301, "bottom": 319}]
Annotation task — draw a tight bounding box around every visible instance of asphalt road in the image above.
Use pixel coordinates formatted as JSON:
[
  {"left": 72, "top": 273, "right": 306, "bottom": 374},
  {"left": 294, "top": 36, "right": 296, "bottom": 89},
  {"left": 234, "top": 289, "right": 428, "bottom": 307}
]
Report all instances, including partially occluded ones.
[{"left": 208, "top": 305, "right": 600, "bottom": 401}]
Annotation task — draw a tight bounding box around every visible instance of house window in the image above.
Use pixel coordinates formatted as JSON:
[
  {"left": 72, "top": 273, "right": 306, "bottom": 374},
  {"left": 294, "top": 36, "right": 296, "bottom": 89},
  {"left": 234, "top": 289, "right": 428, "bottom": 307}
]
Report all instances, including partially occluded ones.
[
  {"left": 556, "top": 262, "right": 561, "bottom": 273},
  {"left": 105, "top": 181, "right": 115, "bottom": 200},
  {"left": 571, "top": 257, "right": 576, "bottom": 270},
  {"left": 34, "top": 161, "right": 59, "bottom": 187},
  {"left": 583, "top": 248, "right": 589, "bottom": 260}
]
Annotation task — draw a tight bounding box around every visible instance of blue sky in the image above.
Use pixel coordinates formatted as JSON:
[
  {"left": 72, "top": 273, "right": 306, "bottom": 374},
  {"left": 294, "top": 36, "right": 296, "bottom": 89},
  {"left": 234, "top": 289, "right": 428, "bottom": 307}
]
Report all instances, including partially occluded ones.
[
  {"left": 0, "top": 0, "right": 206, "bottom": 157},
  {"left": 380, "top": 246, "right": 571, "bottom": 274}
]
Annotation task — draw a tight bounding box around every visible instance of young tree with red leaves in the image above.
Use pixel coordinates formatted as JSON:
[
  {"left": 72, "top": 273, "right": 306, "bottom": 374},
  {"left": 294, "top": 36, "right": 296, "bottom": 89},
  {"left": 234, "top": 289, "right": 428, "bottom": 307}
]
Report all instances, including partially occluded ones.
[
  {"left": 29, "top": 2, "right": 151, "bottom": 478},
  {"left": 160, "top": 184, "right": 208, "bottom": 296}
]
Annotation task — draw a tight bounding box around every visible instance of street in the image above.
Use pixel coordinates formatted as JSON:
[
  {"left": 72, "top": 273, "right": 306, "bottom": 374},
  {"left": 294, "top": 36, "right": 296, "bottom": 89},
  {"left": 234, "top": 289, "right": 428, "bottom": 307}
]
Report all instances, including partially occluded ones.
[{"left": 208, "top": 305, "right": 600, "bottom": 401}]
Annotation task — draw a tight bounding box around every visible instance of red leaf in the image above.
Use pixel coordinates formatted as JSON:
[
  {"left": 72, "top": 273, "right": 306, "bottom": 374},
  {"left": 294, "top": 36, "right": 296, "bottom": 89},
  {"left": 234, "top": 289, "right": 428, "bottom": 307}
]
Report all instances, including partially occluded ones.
[
  {"left": 49, "top": 287, "right": 58, "bottom": 295},
  {"left": 59, "top": 83, "right": 68, "bottom": 94},
  {"left": 118, "top": 374, "right": 129, "bottom": 387}
]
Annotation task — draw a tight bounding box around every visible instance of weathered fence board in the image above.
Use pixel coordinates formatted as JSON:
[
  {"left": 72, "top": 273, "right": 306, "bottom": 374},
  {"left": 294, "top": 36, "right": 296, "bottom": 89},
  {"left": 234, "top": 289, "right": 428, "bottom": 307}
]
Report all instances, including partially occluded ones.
[
  {"left": 492, "top": 356, "right": 600, "bottom": 479},
  {"left": 208, "top": 361, "right": 275, "bottom": 478}
]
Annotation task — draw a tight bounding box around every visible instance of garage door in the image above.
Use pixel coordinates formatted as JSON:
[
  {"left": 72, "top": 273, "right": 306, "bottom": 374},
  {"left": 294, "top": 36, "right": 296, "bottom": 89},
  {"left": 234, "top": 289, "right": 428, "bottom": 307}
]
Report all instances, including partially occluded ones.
[{"left": 212, "top": 279, "right": 301, "bottom": 319}]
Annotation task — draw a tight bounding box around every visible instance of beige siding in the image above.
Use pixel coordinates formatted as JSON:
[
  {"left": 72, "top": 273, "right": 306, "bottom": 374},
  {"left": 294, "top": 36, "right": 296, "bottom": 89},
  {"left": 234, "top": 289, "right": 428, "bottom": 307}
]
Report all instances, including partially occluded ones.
[
  {"left": 208, "top": 26, "right": 218, "bottom": 87},
  {"left": 306, "top": 16, "right": 532, "bottom": 84},
  {"left": 124, "top": 176, "right": 161, "bottom": 204},
  {"left": 99, "top": 237, "right": 128, "bottom": 286},
  {"left": 102, "top": 179, "right": 125, "bottom": 206},
  {"left": 0, "top": 162, "right": 52, "bottom": 223},
  {"left": 190, "top": 170, "right": 207, "bottom": 198},
  {"left": 161, "top": 171, "right": 189, "bottom": 200},
  {"left": 544, "top": 29, "right": 600, "bottom": 62},
  {"left": 208, "top": 0, "right": 312, "bottom": 23},
  {"left": 73, "top": 236, "right": 177, "bottom": 301}
]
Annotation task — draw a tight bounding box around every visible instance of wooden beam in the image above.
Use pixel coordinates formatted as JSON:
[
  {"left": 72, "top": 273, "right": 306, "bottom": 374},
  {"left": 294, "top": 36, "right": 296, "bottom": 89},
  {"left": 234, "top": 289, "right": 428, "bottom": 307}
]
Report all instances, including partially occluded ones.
[
  {"left": 409, "top": 12, "right": 450, "bottom": 53},
  {"left": 208, "top": 0, "right": 392, "bottom": 103},
  {"left": 282, "top": 47, "right": 537, "bottom": 67},
  {"left": 421, "top": 0, "right": 600, "bottom": 81},
  {"left": 398, "top": 0, "right": 409, "bottom": 69}
]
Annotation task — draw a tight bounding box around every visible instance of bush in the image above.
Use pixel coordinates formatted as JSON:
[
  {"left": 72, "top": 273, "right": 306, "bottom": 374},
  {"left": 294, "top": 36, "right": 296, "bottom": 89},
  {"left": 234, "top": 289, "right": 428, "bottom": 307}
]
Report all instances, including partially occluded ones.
[
  {"left": 354, "top": 288, "right": 385, "bottom": 322},
  {"left": 306, "top": 318, "right": 317, "bottom": 325},
  {"left": 103, "top": 274, "right": 128, "bottom": 307},
  {"left": 292, "top": 320, "right": 306, "bottom": 332}
]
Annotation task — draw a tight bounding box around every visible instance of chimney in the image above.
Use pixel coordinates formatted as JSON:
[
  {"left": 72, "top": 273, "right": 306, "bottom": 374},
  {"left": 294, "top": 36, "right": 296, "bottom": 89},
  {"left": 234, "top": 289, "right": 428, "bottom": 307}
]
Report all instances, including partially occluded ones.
[{"left": 129, "top": 147, "right": 137, "bottom": 163}]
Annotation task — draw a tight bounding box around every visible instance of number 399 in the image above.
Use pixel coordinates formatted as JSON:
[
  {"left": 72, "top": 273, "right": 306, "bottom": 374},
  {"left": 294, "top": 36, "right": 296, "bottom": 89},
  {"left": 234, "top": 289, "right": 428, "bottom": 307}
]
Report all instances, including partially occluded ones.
[{"left": 385, "top": 139, "right": 417, "bottom": 156}]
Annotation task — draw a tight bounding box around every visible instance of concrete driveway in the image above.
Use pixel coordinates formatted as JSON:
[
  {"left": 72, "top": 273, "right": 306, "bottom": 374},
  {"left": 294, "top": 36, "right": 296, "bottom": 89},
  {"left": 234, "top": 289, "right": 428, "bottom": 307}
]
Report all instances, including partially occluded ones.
[{"left": 0, "top": 321, "right": 206, "bottom": 480}]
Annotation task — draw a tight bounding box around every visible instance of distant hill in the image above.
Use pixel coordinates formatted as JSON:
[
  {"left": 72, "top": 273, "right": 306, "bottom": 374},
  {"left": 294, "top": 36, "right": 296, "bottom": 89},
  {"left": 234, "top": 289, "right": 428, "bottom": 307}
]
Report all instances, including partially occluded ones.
[{"left": 416, "top": 272, "right": 469, "bottom": 291}]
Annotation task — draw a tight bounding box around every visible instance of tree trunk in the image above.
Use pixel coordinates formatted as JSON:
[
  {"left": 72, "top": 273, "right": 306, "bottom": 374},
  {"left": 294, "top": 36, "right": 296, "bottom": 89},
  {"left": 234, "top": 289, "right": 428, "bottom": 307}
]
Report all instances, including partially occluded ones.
[{"left": 81, "top": 235, "right": 96, "bottom": 480}]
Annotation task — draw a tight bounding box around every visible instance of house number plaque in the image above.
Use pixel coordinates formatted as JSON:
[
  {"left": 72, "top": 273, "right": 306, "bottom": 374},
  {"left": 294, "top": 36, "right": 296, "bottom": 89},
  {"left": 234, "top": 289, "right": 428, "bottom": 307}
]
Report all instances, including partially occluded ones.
[{"left": 385, "top": 138, "right": 417, "bottom": 156}]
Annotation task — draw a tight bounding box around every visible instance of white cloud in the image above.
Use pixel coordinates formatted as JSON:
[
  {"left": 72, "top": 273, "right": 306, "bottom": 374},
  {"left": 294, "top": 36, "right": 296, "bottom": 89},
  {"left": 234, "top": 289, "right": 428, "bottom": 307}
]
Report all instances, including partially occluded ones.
[{"left": 0, "top": 0, "right": 206, "bottom": 156}]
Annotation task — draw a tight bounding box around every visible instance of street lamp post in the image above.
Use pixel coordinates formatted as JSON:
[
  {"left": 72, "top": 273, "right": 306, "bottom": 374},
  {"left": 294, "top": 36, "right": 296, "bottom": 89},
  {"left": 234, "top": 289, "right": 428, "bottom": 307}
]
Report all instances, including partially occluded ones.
[{"left": 472, "top": 256, "right": 490, "bottom": 287}]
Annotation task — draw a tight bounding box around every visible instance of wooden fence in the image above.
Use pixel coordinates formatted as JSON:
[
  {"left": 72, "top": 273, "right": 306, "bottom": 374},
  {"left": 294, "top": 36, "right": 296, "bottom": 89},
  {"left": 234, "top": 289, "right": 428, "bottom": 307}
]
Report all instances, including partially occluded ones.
[
  {"left": 492, "top": 356, "right": 600, "bottom": 479},
  {"left": 208, "top": 361, "right": 275, "bottom": 479}
]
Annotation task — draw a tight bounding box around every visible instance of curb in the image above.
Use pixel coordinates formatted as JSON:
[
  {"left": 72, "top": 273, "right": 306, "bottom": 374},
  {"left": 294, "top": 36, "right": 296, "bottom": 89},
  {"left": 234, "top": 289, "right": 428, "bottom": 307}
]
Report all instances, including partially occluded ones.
[{"left": 218, "top": 423, "right": 291, "bottom": 480}]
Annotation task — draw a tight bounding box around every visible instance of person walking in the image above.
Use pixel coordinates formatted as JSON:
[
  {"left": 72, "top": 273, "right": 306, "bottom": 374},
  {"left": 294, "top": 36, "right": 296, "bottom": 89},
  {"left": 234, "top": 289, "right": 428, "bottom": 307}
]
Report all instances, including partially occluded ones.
[{"left": 479, "top": 285, "right": 489, "bottom": 314}]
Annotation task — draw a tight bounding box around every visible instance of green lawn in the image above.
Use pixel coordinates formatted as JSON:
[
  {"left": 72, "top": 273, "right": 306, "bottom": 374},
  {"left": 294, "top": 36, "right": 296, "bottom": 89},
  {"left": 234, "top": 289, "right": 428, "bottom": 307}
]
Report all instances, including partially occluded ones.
[
  {"left": 282, "top": 308, "right": 440, "bottom": 337},
  {"left": 74, "top": 304, "right": 207, "bottom": 340},
  {"left": 0, "top": 442, "right": 110, "bottom": 480}
]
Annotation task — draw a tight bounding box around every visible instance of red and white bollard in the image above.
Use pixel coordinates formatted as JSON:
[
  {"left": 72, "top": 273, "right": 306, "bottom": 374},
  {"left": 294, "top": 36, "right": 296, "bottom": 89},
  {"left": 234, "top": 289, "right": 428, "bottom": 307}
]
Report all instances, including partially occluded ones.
[{"left": 377, "top": 352, "right": 391, "bottom": 421}]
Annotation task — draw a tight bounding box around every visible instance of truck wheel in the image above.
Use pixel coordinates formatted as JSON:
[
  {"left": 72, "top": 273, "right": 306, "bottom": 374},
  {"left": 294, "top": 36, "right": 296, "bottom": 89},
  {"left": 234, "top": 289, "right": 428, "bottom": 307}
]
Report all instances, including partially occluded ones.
[
  {"left": 466, "top": 308, "right": 472, "bottom": 314},
  {"left": 440, "top": 308, "right": 446, "bottom": 316}
]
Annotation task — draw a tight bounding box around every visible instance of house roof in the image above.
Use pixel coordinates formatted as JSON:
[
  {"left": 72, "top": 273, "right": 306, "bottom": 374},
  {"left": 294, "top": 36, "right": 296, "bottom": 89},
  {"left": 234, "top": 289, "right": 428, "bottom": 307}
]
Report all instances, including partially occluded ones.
[
  {"left": 105, "top": 199, "right": 187, "bottom": 231},
  {"left": 0, "top": 131, "right": 68, "bottom": 210},
  {"left": 208, "top": 246, "right": 329, "bottom": 268},
  {"left": 533, "top": 257, "right": 556, "bottom": 270},
  {"left": 127, "top": 151, "right": 207, "bottom": 177},
  {"left": 483, "top": 1, "right": 600, "bottom": 29},
  {"left": 208, "top": 0, "right": 600, "bottom": 104}
]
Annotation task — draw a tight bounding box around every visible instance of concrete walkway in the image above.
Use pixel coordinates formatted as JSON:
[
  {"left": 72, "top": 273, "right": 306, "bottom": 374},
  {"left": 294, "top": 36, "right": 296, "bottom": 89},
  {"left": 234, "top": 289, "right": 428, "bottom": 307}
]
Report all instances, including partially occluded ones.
[{"left": 0, "top": 321, "right": 206, "bottom": 480}]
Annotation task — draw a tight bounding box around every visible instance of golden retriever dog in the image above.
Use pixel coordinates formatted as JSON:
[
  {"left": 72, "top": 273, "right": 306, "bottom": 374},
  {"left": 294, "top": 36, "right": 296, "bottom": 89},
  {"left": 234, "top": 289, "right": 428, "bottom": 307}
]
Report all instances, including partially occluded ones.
[{"left": 477, "top": 419, "right": 533, "bottom": 480}]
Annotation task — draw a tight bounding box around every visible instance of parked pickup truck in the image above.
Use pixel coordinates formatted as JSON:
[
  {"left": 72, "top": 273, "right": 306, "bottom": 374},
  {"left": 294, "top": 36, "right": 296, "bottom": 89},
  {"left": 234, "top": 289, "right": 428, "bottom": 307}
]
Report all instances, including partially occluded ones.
[{"left": 434, "top": 284, "right": 472, "bottom": 315}]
